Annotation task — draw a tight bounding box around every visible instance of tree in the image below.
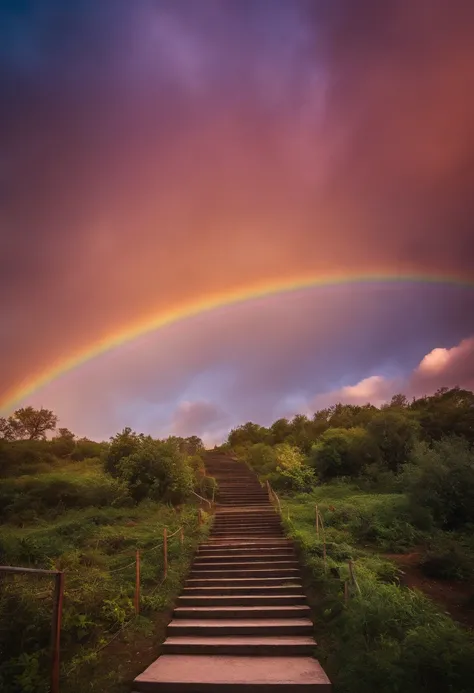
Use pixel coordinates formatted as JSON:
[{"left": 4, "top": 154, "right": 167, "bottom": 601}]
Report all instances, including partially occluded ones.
[
  {"left": 410, "top": 387, "right": 474, "bottom": 443},
  {"left": 406, "top": 437, "right": 474, "bottom": 529},
  {"left": 367, "top": 410, "right": 419, "bottom": 472},
  {"left": 6, "top": 407, "right": 58, "bottom": 440},
  {"left": 309, "top": 427, "right": 380, "bottom": 480},
  {"left": 287, "top": 414, "right": 314, "bottom": 454},
  {"left": 326, "top": 403, "right": 378, "bottom": 429},
  {"left": 55, "top": 427, "right": 75, "bottom": 441},
  {"left": 270, "top": 418, "right": 292, "bottom": 444},
  {"left": 273, "top": 443, "right": 314, "bottom": 491},
  {"left": 385, "top": 393, "right": 409, "bottom": 409},
  {"left": 228, "top": 422, "right": 271, "bottom": 448},
  {"left": 105, "top": 428, "right": 144, "bottom": 477},
  {"left": 114, "top": 438, "right": 194, "bottom": 503},
  {"left": 51, "top": 427, "right": 76, "bottom": 457},
  {"left": 0, "top": 417, "right": 14, "bottom": 440}
]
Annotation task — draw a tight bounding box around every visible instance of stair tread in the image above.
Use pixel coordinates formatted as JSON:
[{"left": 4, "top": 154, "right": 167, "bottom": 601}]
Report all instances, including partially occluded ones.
[
  {"left": 134, "top": 655, "right": 331, "bottom": 687},
  {"left": 169, "top": 619, "right": 313, "bottom": 627},
  {"left": 180, "top": 594, "right": 304, "bottom": 600},
  {"left": 187, "top": 578, "right": 301, "bottom": 584},
  {"left": 165, "top": 635, "right": 315, "bottom": 644},
  {"left": 174, "top": 606, "right": 310, "bottom": 613}
]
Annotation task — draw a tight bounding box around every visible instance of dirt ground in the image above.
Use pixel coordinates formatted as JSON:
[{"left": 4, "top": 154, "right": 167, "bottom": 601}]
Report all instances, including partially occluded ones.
[{"left": 385, "top": 551, "right": 474, "bottom": 629}]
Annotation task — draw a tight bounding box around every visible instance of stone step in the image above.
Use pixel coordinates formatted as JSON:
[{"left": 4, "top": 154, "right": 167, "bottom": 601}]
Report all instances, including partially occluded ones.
[
  {"left": 178, "top": 594, "right": 306, "bottom": 606},
  {"left": 183, "top": 585, "right": 303, "bottom": 596},
  {"left": 195, "top": 554, "right": 294, "bottom": 564},
  {"left": 162, "top": 635, "right": 316, "bottom": 656},
  {"left": 186, "top": 577, "right": 302, "bottom": 588},
  {"left": 211, "top": 522, "right": 282, "bottom": 534},
  {"left": 199, "top": 540, "right": 291, "bottom": 549},
  {"left": 133, "top": 654, "right": 332, "bottom": 691},
  {"left": 214, "top": 517, "right": 279, "bottom": 521},
  {"left": 209, "top": 529, "right": 283, "bottom": 539},
  {"left": 206, "top": 536, "right": 287, "bottom": 543},
  {"left": 213, "top": 512, "right": 277, "bottom": 518},
  {"left": 213, "top": 516, "right": 280, "bottom": 522},
  {"left": 212, "top": 522, "right": 282, "bottom": 534},
  {"left": 173, "top": 605, "right": 311, "bottom": 619},
  {"left": 192, "top": 560, "right": 298, "bottom": 570},
  {"left": 198, "top": 547, "right": 294, "bottom": 556},
  {"left": 218, "top": 493, "right": 268, "bottom": 498},
  {"left": 217, "top": 485, "right": 263, "bottom": 490},
  {"left": 167, "top": 618, "right": 313, "bottom": 636},
  {"left": 190, "top": 567, "right": 299, "bottom": 579}
]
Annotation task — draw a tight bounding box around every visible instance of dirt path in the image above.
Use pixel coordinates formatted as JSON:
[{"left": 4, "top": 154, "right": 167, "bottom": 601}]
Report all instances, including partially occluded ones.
[{"left": 385, "top": 551, "right": 474, "bottom": 629}]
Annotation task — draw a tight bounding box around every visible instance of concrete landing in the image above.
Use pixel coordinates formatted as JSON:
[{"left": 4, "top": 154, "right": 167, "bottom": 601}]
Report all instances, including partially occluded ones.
[{"left": 134, "top": 655, "right": 331, "bottom": 692}]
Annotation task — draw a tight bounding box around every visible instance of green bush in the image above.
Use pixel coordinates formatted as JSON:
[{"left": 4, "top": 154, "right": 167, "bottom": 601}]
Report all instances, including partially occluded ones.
[
  {"left": 0, "top": 469, "right": 130, "bottom": 523},
  {"left": 405, "top": 437, "right": 474, "bottom": 529},
  {"left": 309, "top": 427, "right": 380, "bottom": 481},
  {"left": 420, "top": 541, "right": 474, "bottom": 581},
  {"left": 242, "top": 442, "right": 314, "bottom": 491},
  {"left": 116, "top": 438, "right": 194, "bottom": 503},
  {"left": 367, "top": 410, "right": 419, "bottom": 472}
]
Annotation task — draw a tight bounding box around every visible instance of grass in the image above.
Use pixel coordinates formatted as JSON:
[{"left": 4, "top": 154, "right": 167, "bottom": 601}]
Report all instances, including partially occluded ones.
[
  {"left": 277, "top": 483, "right": 474, "bottom": 693},
  {"left": 0, "top": 478, "right": 211, "bottom": 693}
]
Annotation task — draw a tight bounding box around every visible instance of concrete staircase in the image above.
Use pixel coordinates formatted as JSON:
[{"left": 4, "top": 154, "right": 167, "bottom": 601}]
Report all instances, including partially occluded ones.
[{"left": 133, "top": 454, "right": 331, "bottom": 691}]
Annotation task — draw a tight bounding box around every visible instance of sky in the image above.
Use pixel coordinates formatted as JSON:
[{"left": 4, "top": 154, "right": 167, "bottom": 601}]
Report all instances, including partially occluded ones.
[{"left": 1, "top": 0, "right": 474, "bottom": 444}]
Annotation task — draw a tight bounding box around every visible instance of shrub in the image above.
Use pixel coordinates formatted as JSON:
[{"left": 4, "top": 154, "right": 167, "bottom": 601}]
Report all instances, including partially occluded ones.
[
  {"left": 309, "top": 427, "right": 380, "bottom": 481},
  {"left": 367, "top": 410, "right": 419, "bottom": 472},
  {"left": 116, "top": 438, "right": 194, "bottom": 503},
  {"left": 420, "top": 541, "right": 474, "bottom": 581},
  {"left": 406, "top": 437, "right": 474, "bottom": 529}
]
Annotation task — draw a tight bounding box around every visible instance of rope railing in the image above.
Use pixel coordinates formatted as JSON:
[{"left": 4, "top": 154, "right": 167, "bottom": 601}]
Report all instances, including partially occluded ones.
[
  {"left": 191, "top": 490, "right": 212, "bottom": 508},
  {"left": 1, "top": 511, "right": 211, "bottom": 692}
]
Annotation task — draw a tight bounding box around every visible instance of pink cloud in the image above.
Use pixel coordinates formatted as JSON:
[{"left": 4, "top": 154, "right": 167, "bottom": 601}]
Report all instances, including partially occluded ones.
[{"left": 307, "top": 335, "right": 474, "bottom": 413}]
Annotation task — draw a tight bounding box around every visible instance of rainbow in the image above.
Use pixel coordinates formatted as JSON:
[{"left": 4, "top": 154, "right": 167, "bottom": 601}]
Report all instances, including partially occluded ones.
[{"left": 2, "top": 270, "right": 473, "bottom": 413}]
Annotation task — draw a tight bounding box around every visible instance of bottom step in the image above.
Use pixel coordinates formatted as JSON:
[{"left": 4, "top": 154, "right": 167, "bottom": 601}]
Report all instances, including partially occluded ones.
[{"left": 134, "top": 654, "right": 331, "bottom": 691}]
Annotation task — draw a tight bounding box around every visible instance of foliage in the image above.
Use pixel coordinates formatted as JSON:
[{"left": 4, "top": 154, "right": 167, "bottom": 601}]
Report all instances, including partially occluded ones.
[
  {"left": 0, "top": 407, "right": 58, "bottom": 441},
  {"left": 367, "top": 409, "right": 419, "bottom": 472},
  {"left": 238, "top": 442, "right": 314, "bottom": 491},
  {"left": 404, "top": 437, "right": 474, "bottom": 529},
  {"left": 0, "top": 500, "right": 210, "bottom": 693},
  {"left": 309, "top": 427, "right": 380, "bottom": 481},
  {"left": 273, "top": 443, "right": 314, "bottom": 491},
  {"left": 116, "top": 438, "right": 194, "bottom": 503},
  {"left": 104, "top": 428, "right": 144, "bottom": 478},
  {"left": 411, "top": 387, "right": 474, "bottom": 443},
  {"left": 0, "top": 463, "right": 130, "bottom": 523},
  {"left": 228, "top": 421, "right": 271, "bottom": 448},
  {"left": 282, "top": 485, "right": 474, "bottom": 693}
]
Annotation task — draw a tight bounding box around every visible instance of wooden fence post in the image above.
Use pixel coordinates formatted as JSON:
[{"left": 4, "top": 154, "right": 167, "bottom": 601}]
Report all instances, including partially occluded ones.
[
  {"left": 180, "top": 527, "right": 184, "bottom": 547},
  {"left": 51, "top": 571, "right": 64, "bottom": 693},
  {"left": 163, "top": 528, "right": 168, "bottom": 579},
  {"left": 316, "top": 505, "right": 319, "bottom": 538},
  {"left": 344, "top": 580, "right": 349, "bottom": 605},
  {"left": 134, "top": 550, "right": 140, "bottom": 615},
  {"left": 266, "top": 479, "right": 271, "bottom": 501}
]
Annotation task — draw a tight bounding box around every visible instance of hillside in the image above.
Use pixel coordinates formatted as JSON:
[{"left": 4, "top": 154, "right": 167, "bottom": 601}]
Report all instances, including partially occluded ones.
[{"left": 1, "top": 387, "right": 474, "bottom": 692}]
